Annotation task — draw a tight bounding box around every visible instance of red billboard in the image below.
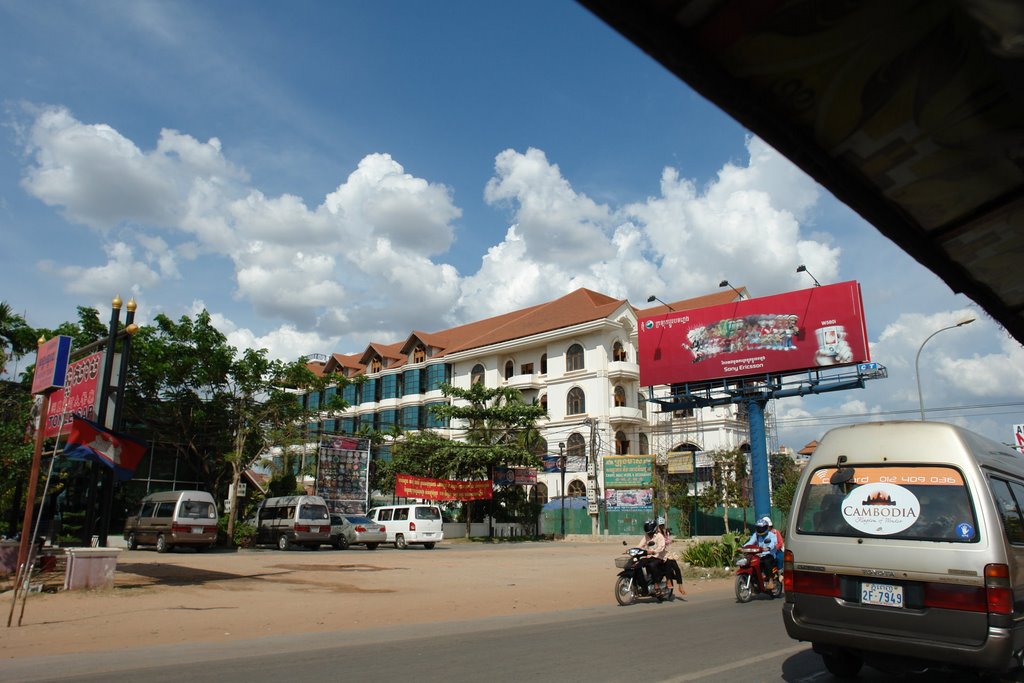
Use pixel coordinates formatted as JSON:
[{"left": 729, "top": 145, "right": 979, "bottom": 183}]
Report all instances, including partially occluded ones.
[
  {"left": 44, "top": 351, "right": 103, "bottom": 438},
  {"left": 638, "top": 281, "right": 870, "bottom": 386}
]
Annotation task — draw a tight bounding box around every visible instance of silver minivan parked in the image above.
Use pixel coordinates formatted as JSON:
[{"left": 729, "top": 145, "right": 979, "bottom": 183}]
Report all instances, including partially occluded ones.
[
  {"left": 783, "top": 421, "right": 1024, "bottom": 677},
  {"left": 124, "top": 490, "right": 218, "bottom": 553},
  {"left": 253, "top": 495, "right": 331, "bottom": 550}
]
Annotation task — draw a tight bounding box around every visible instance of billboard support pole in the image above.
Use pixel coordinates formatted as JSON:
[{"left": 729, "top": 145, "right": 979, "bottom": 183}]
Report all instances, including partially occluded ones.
[{"left": 747, "top": 398, "right": 770, "bottom": 521}]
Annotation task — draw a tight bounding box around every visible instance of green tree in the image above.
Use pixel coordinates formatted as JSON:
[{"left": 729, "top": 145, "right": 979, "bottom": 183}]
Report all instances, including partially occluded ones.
[
  {"left": 0, "top": 301, "right": 36, "bottom": 378},
  {"left": 385, "top": 382, "right": 546, "bottom": 537},
  {"left": 770, "top": 452, "right": 802, "bottom": 529},
  {"left": 0, "top": 382, "right": 34, "bottom": 535},
  {"left": 697, "top": 448, "right": 748, "bottom": 534}
]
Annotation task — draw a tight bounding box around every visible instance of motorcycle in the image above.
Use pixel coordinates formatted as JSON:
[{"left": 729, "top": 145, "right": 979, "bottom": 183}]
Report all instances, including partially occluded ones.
[
  {"left": 734, "top": 544, "right": 783, "bottom": 602},
  {"left": 614, "top": 542, "right": 674, "bottom": 605}
]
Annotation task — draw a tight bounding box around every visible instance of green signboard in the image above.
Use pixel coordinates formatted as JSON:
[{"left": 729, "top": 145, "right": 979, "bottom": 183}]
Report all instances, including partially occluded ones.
[{"left": 603, "top": 455, "right": 654, "bottom": 488}]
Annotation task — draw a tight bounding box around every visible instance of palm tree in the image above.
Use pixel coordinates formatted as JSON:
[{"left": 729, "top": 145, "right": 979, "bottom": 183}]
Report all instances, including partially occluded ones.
[{"left": 0, "top": 302, "right": 35, "bottom": 376}]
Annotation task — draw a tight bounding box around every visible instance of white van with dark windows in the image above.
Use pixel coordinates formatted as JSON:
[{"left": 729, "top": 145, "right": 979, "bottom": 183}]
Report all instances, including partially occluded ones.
[
  {"left": 124, "top": 490, "right": 218, "bottom": 553},
  {"left": 783, "top": 421, "right": 1024, "bottom": 678},
  {"left": 367, "top": 504, "right": 443, "bottom": 549},
  {"left": 252, "top": 495, "right": 331, "bottom": 550}
]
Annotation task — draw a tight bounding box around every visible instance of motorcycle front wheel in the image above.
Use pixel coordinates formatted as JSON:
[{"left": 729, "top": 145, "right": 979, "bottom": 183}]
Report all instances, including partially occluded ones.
[
  {"left": 735, "top": 574, "right": 753, "bottom": 603},
  {"left": 614, "top": 575, "right": 636, "bottom": 606}
]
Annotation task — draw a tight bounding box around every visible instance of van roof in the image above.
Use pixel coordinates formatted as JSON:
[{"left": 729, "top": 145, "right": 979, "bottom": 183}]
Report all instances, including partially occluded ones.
[
  {"left": 141, "top": 490, "right": 213, "bottom": 502},
  {"left": 812, "top": 421, "right": 1024, "bottom": 478},
  {"left": 262, "top": 495, "right": 326, "bottom": 505}
]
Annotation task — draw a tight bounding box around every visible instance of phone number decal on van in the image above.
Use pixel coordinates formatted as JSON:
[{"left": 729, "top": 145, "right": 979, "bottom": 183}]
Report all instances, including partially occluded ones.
[
  {"left": 811, "top": 467, "right": 963, "bottom": 486},
  {"left": 842, "top": 483, "right": 920, "bottom": 535}
]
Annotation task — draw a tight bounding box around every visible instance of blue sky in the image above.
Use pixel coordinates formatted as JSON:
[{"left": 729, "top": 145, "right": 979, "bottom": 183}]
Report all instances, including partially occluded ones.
[{"left": 2, "top": 0, "right": 1022, "bottom": 452}]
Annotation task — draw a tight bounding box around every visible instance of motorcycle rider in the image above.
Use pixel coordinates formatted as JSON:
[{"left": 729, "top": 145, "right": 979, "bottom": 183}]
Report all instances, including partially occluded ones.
[
  {"left": 657, "top": 516, "right": 684, "bottom": 595},
  {"left": 634, "top": 519, "right": 666, "bottom": 595},
  {"left": 744, "top": 516, "right": 779, "bottom": 590}
]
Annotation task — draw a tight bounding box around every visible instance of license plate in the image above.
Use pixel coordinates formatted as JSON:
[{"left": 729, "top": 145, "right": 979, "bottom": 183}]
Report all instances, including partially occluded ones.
[
  {"left": 191, "top": 527, "right": 203, "bottom": 534},
  {"left": 861, "top": 582, "right": 903, "bottom": 608}
]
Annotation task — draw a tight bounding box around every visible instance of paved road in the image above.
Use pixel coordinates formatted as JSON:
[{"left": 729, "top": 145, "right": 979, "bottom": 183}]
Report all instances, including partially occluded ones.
[{"left": 7, "top": 585, "right": 1021, "bottom": 683}]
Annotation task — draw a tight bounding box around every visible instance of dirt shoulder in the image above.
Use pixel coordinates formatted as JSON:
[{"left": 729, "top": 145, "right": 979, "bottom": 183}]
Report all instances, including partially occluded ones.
[{"left": 1, "top": 540, "right": 733, "bottom": 659}]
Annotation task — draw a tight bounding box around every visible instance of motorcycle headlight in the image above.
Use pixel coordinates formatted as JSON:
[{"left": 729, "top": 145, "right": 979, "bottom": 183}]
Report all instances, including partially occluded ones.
[{"left": 735, "top": 557, "right": 749, "bottom": 567}]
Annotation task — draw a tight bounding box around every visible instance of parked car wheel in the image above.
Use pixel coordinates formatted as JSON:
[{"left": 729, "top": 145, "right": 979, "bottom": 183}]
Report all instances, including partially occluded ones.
[
  {"left": 125, "top": 533, "right": 137, "bottom": 550},
  {"left": 334, "top": 535, "right": 350, "bottom": 550},
  {"left": 156, "top": 534, "right": 170, "bottom": 554},
  {"left": 395, "top": 534, "right": 408, "bottom": 550},
  {"left": 278, "top": 534, "right": 291, "bottom": 551}
]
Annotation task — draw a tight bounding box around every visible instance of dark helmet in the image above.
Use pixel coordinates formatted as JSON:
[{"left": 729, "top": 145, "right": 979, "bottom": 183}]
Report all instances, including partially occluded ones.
[
  {"left": 643, "top": 519, "right": 657, "bottom": 534},
  {"left": 755, "top": 517, "right": 769, "bottom": 535}
]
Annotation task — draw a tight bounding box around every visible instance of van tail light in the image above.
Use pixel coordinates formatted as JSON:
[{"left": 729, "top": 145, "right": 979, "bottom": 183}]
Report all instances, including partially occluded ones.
[
  {"left": 985, "top": 563, "right": 1013, "bottom": 616},
  {"left": 294, "top": 524, "right": 310, "bottom": 533},
  {"left": 790, "top": 570, "right": 840, "bottom": 598},
  {"left": 410, "top": 521, "right": 417, "bottom": 531},
  {"left": 783, "top": 550, "right": 794, "bottom": 595},
  {"left": 171, "top": 524, "right": 192, "bottom": 533}
]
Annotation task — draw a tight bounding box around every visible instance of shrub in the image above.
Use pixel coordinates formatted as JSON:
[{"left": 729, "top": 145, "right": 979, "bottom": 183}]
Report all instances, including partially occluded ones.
[
  {"left": 682, "top": 531, "right": 745, "bottom": 568},
  {"left": 233, "top": 522, "right": 257, "bottom": 548}
]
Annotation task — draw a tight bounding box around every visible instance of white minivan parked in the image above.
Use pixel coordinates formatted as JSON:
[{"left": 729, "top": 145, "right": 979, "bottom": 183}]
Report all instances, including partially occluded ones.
[
  {"left": 124, "top": 490, "right": 218, "bottom": 553},
  {"left": 367, "top": 504, "right": 444, "bottom": 549},
  {"left": 783, "top": 421, "right": 1024, "bottom": 678}
]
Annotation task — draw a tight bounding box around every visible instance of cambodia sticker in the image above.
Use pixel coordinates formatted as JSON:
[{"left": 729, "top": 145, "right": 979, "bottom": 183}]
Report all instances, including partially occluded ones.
[{"left": 841, "top": 483, "right": 920, "bottom": 535}]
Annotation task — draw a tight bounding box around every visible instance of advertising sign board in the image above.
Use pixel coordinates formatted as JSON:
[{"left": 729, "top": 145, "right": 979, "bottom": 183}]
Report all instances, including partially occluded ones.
[
  {"left": 31, "top": 335, "right": 72, "bottom": 395},
  {"left": 316, "top": 435, "right": 371, "bottom": 514},
  {"left": 638, "top": 281, "right": 869, "bottom": 386},
  {"left": 493, "top": 466, "right": 538, "bottom": 486},
  {"left": 603, "top": 455, "right": 654, "bottom": 488},
  {"left": 1015, "top": 424, "right": 1024, "bottom": 454},
  {"left": 44, "top": 351, "right": 103, "bottom": 438}
]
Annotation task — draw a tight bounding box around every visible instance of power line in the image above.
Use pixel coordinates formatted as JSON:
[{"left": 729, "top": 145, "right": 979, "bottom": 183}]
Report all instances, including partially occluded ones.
[{"left": 775, "top": 401, "right": 1024, "bottom": 428}]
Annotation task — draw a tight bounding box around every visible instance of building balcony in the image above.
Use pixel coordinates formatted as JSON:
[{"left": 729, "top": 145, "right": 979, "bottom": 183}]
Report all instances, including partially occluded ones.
[
  {"left": 608, "top": 406, "right": 644, "bottom": 424},
  {"left": 607, "top": 361, "right": 640, "bottom": 381},
  {"left": 504, "top": 373, "right": 543, "bottom": 390}
]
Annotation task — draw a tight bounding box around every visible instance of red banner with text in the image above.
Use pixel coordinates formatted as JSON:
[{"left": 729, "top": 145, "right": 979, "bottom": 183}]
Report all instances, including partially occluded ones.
[{"left": 395, "top": 474, "right": 493, "bottom": 501}]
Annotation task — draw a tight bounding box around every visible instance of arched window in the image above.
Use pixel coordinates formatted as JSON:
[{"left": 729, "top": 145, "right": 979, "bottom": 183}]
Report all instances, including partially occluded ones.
[
  {"left": 504, "top": 360, "right": 514, "bottom": 380},
  {"left": 540, "top": 353, "right": 548, "bottom": 374},
  {"left": 637, "top": 392, "right": 647, "bottom": 419},
  {"left": 568, "top": 480, "right": 587, "bottom": 497},
  {"left": 566, "top": 432, "right": 586, "bottom": 462},
  {"left": 370, "top": 357, "right": 382, "bottom": 373},
  {"left": 613, "top": 385, "right": 626, "bottom": 407},
  {"left": 639, "top": 432, "right": 649, "bottom": 455},
  {"left": 566, "top": 343, "right": 584, "bottom": 371},
  {"left": 613, "top": 341, "right": 628, "bottom": 362},
  {"left": 539, "top": 393, "right": 548, "bottom": 412},
  {"left": 566, "top": 387, "right": 586, "bottom": 415},
  {"left": 615, "top": 430, "right": 629, "bottom": 455},
  {"left": 532, "top": 437, "right": 548, "bottom": 458},
  {"left": 412, "top": 344, "right": 426, "bottom": 363},
  {"left": 471, "top": 364, "right": 485, "bottom": 385},
  {"left": 531, "top": 482, "right": 549, "bottom": 505}
]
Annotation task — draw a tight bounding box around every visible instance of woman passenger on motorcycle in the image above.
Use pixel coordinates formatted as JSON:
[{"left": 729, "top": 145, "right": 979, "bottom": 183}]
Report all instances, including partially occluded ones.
[
  {"left": 745, "top": 517, "right": 779, "bottom": 589},
  {"left": 634, "top": 519, "right": 666, "bottom": 595},
  {"left": 658, "top": 517, "right": 684, "bottom": 595}
]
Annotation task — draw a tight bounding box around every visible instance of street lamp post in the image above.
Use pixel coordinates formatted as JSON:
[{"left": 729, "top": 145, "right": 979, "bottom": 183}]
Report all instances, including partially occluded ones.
[
  {"left": 915, "top": 317, "right": 976, "bottom": 420},
  {"left": 559, "top": 442, "right": 566, "bottom": 538}
]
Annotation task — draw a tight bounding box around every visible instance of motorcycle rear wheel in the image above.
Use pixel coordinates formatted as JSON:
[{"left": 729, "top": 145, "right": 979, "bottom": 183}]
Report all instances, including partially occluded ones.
[
  {"left": 614, "top": 576, "right": 636, "bottom": 606},
  {"left": 734, "top": 574, "right": 753, "bottom": 603}
]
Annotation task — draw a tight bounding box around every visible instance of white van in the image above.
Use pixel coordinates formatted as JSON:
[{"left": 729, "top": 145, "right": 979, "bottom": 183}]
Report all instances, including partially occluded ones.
[
  {"left": 124, "top": 490, "right": 218, "bottom": 553},
  {"left": 253, "top": 495, "right": 331, "bottom": 550},
  {"left": 367, "top": 504, "right": 444, "bottom": 549},
  {"left": 783, "top": 421, "right": 1024, "bottom": 678}
]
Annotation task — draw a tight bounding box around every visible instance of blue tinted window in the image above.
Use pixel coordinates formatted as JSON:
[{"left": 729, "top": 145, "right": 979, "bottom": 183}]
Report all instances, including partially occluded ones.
[
  {"left": 381, "top": 374, "right": 399, "bottom": 400},
  {"left": 362, "top": 379, "right": 377, "bottom": 403},
  {"left": 401, "top": 406, "right": 420, "bottom": 430},
  {"left": 404, "top": 369, "right": 421, "bottom": 395},
  {"left": 342, "top": 384, "right": 357, "bottom": 404},
  {"left": 380, "top": 409, "right": 397, "bottom": 430}
]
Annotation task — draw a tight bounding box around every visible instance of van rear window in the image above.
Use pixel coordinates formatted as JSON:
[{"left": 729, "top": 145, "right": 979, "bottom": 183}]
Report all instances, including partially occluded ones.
[
  {"left": 796, "top": 465, "right": 977, "bottom": 542},
  {"left": 299, "top": 504, "right": 329, "bottom": 521},
  {"left": 179, "top": 501, "right": 215, "bottom": 519},
  {"left": 415, "top": 507, "right": 440, "bottom": 520}
]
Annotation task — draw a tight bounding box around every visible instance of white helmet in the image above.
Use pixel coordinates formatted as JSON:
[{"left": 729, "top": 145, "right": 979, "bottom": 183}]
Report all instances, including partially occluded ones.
[
  {"left": 656, "top": 516, "right": 666, "bottom": 526},
  {"left": 758, "top": 516, "right": 773, "bottom": 528}
]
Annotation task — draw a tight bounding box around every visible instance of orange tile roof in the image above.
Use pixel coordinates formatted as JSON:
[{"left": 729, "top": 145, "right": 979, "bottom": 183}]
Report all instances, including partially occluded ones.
[
  {"left": 328, "top": 286, "right": 736, "bottom": 374},
  {"left": 798, "top": 440, "right": 818, "bottom": 455}
]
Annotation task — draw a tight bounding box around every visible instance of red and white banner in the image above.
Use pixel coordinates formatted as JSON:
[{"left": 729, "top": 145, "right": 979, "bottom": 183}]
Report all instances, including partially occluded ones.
[
  {"left": 638, "top": 281, "right": 870, "bottom": 386},
  {"left": 395, "top": 474, "right": 493, "bottom": 501}
]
